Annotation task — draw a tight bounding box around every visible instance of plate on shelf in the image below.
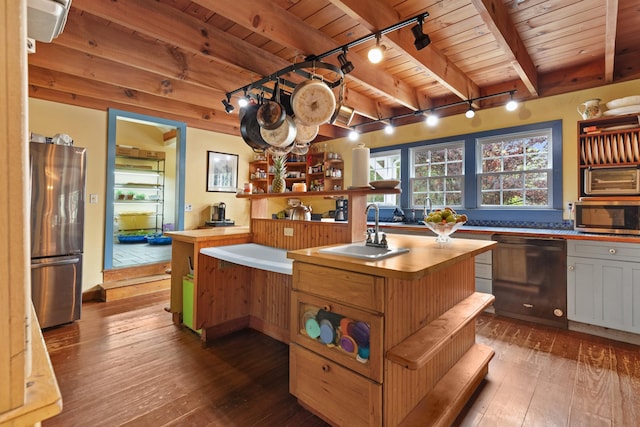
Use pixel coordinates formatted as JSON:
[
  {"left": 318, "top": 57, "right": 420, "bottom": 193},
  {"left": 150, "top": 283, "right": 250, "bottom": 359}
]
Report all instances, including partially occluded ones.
[
  {"left": 603, "top": 104, "right": 640, "bottom": 116},
  {"left": 635, "top": 134, "right": 640, "bottom": 162},
  {"left": 586, "top": 137, "right": 593, "bottom": 164},
  {"left": 618, "top": 135, "right": 626, "bottom": 162},
  {"left": 606, "top": 96, "right": 640, "bottom": 110},
  {"left": 605, "top": 136, "right": 612, "bottom": 163},
  {"left": 592, "top": 137, "right": 599, "bottom": 164},
  {"left": 369, "top": 179, "right": 401, "bottom": 189},
  {"left": 580, "top": 141, "right": 586, "bottom": 164},
  {"left": 626, "top": 134, "right": 634, "bottom": 162},
  {"left": 599, "top": 136, "right": 606, "bottom": 164},
  {"left": 612, "top": 135, "right": 619, "bottom": 163}
]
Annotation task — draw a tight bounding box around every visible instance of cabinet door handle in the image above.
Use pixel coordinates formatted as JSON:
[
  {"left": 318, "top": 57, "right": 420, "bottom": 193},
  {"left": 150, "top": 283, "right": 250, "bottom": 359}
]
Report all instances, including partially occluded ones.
[
  {"left": 523, "top": 303, "right": 534, "bottom": 308},
  {"left": 322, "top": 364, "right": 331, "bottom": 373},
  {"left": 568, "top": 265, "right": 574, "bottom": 271},
  {"left": 609, "top": 248, "right": 616, "bottom": 254},
  {"left": 322, "top": 304, "right": 332, "bottom": 312}
]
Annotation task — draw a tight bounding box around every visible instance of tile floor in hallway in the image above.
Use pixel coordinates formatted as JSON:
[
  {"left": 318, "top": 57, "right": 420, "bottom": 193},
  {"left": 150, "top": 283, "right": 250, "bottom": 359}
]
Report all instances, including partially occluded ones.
[{"left": 112, "top": 241, "right": 172, "bottom": 268}]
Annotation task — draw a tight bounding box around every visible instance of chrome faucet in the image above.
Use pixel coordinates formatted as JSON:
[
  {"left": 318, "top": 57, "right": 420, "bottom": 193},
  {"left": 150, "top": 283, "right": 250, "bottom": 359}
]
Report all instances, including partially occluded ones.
[
  {"left": 366, "top": 203, "right": 387, "bottom": 248},
  {"left": 423, "top": 197, "right": 432, "bottom": 219}
]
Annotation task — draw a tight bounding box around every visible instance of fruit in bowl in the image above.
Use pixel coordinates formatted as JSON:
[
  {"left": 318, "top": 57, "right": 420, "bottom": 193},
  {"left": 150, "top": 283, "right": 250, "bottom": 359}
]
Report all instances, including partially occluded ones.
[{"left": 424, "top": 207, "right": 467, "bottom": 243}]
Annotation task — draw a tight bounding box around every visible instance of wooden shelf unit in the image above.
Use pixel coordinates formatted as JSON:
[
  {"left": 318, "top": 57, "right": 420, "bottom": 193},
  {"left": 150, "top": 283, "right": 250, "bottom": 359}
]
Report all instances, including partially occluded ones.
[
  {"left": 249, "top": 151, "right": 343, "bottom": 193},
  {"left": 577, "top": 114, "right": 640, "bottom": 198}
]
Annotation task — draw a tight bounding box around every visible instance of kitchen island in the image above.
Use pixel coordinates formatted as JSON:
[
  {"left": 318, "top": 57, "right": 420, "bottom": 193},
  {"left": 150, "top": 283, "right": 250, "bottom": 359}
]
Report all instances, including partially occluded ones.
[{"left": 287, "top": 234, "right": 496, "bottom": 427}]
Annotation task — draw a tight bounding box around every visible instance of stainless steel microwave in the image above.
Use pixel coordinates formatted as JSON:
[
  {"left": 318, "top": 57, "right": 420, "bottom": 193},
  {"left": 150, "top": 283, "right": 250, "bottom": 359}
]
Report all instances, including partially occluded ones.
[
  {"left": 584, "top": 166, "right": 640, "bottom": 195},
  {"left": 574, "top": 199, "right": 640, "bottom": 235}
]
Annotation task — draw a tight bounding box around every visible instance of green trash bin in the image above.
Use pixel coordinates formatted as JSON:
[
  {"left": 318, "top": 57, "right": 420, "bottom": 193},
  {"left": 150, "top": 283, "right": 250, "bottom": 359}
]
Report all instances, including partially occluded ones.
[{"left": 182, "top": 275, "right": 201, "bottom": 334}]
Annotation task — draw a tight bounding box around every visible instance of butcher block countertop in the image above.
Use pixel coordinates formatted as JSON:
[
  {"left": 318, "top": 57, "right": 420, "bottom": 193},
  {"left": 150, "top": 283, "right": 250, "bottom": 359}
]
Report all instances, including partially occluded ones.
[
  {"left": 165, "top": 226, "right": 251, "bottom": 242},
  {"left": 287, "top": 234, "right": 496, "bottom": 281}
]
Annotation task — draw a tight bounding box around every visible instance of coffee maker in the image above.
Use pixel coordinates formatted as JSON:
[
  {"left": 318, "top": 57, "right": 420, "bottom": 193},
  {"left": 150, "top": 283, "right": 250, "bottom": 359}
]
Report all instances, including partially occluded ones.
[
  {"left": 210, "top": 202, "right": 226, "bottom": 221},
  {"left": 335, "top": 198, "right": 348, "bottom": 221}
]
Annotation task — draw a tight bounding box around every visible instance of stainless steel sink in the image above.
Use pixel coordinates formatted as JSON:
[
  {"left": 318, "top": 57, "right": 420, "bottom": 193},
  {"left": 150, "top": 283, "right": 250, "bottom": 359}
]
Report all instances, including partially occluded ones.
[{"left": 318, "top": 243, "right": 410, "bottom": 260}]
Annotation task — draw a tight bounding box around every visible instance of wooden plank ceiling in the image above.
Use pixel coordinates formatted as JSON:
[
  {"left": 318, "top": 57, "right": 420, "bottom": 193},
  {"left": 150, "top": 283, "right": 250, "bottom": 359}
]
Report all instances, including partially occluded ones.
[{"left": 28, "top": 0, "right": 640, "bottom": 143}]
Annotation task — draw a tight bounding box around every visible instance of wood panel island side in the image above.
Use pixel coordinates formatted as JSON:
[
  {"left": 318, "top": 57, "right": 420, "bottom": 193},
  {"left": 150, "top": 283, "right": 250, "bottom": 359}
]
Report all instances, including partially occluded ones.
[{"left": 287, "top": 234, "right": 496, "bottom": 427}]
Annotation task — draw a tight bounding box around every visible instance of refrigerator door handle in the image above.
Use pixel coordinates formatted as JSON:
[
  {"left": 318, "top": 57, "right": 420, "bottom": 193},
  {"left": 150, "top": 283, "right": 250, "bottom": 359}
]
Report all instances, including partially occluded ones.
[{"left": 31, "top": 256, "right": 81, "bottom": 268}]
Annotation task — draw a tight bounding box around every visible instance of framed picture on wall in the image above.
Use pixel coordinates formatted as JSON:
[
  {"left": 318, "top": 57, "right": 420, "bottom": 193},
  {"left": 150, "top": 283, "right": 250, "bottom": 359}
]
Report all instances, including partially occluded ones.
[{"left": 207, "top": 151, "right": 238, "bottom": 192}]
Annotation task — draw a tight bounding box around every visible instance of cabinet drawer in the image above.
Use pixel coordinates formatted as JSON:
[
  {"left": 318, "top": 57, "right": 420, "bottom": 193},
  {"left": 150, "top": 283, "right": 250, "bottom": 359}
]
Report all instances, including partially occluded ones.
[
  {"left": 290, "top": 344, "right": 382, "bottom": 427},
  {"left": 568, "top": 240, "right": 640, "bottom": 262},
  {"left": 291, "top": 291, "right": 383, "bottom": 382},
  {"left": 475, "top": 262, "right": 492, "bottom": 279},
  {"left": 475, "top": 250, "right": 492, "bottom": 264},
  {"left": 476, "top": 277, "right": 492, "bottom": 294},
  {"left": 293, "top": 262, "right": 384, "bottom": 313}
]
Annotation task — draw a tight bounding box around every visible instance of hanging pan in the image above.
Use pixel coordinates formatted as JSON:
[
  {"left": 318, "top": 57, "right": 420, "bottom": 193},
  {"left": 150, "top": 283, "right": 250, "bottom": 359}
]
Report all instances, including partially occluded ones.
[
  {"left": 330, "top": 81, "right": 355, "bottom": 127},
  {"left": 240, "top": 99, "right": 270, "bottom": 153},
  {"left": 257, "top": 80, "right": 286, "bottom": 130},
  {"left": 261, "top": 115, "right": 297, "bottom": 148}
]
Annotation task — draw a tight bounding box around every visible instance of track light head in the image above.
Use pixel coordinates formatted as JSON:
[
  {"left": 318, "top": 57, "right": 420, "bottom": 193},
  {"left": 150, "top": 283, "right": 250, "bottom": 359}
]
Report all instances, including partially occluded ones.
[
  {"left": 411, "top": 23, "right": 431, "bottom": 50},
  {"left": 505, "top": 92, "right": 518, "bottom": 111},
  {"left": 384, "top": 122, "right": 394, "bottom": 134},
  {"left": 426, "top": 112, "right": 438, "bottom": 127},
  {"left": 338, "top": 52, "right": 354, "bottom": 74},
  {"left": 222, "top": 96, "right": 234, "bottom": 114},
  {"left": 465, "top": 101, "right": 475, "bottom": 119},
  {"left": 368, "top": 34, "right": 386, "bottom": 64}
]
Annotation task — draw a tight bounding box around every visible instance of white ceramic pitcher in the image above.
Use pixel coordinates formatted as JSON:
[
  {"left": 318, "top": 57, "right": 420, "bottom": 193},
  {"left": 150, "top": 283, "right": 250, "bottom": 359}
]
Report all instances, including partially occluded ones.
[{"left": 577, "top": 99, "right": 602, "bottom": 120}]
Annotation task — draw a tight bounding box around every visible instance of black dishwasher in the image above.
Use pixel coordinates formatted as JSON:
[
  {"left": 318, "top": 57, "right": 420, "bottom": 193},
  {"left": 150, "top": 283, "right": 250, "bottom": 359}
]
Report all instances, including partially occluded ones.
[{"left": 491, "top": 235, "right": 567, "bottom": 329}]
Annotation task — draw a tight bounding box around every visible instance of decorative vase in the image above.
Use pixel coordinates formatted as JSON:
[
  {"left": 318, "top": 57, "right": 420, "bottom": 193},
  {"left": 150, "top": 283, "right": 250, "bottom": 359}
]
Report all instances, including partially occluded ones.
[{"left": 577, "top": 99, "right": 602, "bottom": 120}]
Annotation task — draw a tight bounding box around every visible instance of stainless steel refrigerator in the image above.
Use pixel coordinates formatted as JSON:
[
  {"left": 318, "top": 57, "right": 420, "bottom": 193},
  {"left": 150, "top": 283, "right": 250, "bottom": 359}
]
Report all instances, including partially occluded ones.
[{"left": 30, "top": 142, "right": 86, "bottom": 328}]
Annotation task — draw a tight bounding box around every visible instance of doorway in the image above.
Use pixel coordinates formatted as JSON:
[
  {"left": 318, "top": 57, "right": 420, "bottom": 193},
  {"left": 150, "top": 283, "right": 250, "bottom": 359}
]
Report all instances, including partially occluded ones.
[{"left": 104, "top": 109, "right": 186, "bottom": 271}]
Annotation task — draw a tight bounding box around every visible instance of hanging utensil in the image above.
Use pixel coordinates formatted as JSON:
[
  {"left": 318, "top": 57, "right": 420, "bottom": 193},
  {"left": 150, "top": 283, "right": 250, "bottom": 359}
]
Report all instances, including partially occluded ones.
[
  {"left": 330, "top": 81, "right": 355, "bottom": 127},
  {"left": 261, "top": 115, "right": 297, "bottom": 148},
  {"left": 291, "top": 79, "right": 336, "bottom": 126},
  {"left": 257, "top": 80, "right": 286, "bottom": 130}
]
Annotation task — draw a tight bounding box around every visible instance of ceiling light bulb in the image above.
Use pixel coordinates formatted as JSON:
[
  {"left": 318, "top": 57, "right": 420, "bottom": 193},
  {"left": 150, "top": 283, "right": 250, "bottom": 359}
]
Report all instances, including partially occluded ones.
[
  {"left": 426, "top": 114, "right": 438, "bottom": 127},
  {"left": 465, "top": 102, "right": 475, "bottom": 119},
  {"left": 348, "top": 129, "right": 359, "bottom": 141},
  {"left": 384, "top": 123, "right": 394, "bottom": 134},
  {"left": 506, "top": 99, "right": 518, "bottom": 112},
  {"left": 368, "top": 34, "right": 385, "bottom": 64},
  {"left": 238, "top": 97, "right": 249, "bottom": 108}
]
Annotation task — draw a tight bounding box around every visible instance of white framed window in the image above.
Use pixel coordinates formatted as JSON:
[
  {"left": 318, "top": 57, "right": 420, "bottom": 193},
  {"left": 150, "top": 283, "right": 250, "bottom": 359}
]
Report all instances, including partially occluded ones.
[
  {"left": 368, "top": 149, "right": 400, "bottom": 205},
  {"left": 477, "top": 129, "right": 553, "bottom": 207},
  {"left": 409, "top": 141, "right": 464, "bottom": 208}
]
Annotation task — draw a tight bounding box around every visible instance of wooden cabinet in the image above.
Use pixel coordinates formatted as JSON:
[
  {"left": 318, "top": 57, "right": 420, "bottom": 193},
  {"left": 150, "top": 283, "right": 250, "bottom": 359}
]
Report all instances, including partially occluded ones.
[
  {"left": 577, "top": 114, "right": 640, "bottom": 198},
  {"left": 307, "top": 150, "right": 344, "bottom": 191},
  {"left": 249, "top": 153, "right": 308, "bottom": 193},
  {"left": 567, "top": 240, "right": 640, "bottom": 334}
]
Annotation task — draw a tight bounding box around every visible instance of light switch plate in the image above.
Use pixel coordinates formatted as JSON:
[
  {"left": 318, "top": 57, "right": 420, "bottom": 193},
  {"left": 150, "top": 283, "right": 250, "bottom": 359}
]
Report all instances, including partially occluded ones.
[
  {"left": 185, "top": 204, "right": 192, "bottom": 212},
  {"left": 89, "top": 194, "right": 98, "bottom": 204}
]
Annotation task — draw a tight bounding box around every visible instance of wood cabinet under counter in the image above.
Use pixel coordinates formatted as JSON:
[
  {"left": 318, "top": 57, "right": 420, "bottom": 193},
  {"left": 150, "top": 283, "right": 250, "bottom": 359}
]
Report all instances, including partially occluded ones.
[{"left": 287, "top": 235, "right": 496, "bottom": 426}]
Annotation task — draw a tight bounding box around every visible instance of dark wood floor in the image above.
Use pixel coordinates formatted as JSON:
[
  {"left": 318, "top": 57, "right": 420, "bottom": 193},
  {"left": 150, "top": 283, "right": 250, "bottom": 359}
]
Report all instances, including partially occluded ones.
[{"left": 42, "top": 290, "right": 640, "bottom": 427}]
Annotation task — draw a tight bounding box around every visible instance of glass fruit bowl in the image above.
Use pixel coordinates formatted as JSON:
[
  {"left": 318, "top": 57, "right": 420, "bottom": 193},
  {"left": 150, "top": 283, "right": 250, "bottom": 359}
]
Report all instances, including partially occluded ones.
[{"left": 424, "top": 221, "right": 466, "bottom": 244}]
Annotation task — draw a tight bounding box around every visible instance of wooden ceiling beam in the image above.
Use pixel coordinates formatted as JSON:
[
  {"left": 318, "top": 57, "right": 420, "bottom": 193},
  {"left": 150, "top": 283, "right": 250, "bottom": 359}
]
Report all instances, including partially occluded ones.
[
  {"left": 28, "top": 86, "right": 241, "bottom": 136},
  {"left": 191, "top": 0, "right": 421, "bottom": 111},
  {"left": 604, "top": 0, "right": 619, "bottom": 83},
  {"left": 469, "top": 0, "right": 539, "bottom": 97},
  {"left": 327, "top": 0, "right": 480, "bottom": 102},
  {"left": 29, "top": 43, "right": 226, "bottom": 110}
]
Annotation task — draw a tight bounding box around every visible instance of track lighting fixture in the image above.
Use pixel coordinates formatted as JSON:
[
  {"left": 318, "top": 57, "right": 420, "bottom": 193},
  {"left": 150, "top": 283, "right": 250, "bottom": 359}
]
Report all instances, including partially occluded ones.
[
  {"left": 465, "top": 101, "right": 475, "bottom": 119},
  {"left": 425, "top": 112, "right": 438, "bottom": 127},
  {"left": 338, "top": 50, "right": 354, "bottom": 74},
  {"left": 411, "top": 17, "right": 431, "bottom": 50},
  {"left": 238, "top": 89, "right": 249, "bottom": 108},
  {"left": 505, "top": 91, "right": 518, "bottom": 111},
  {"left": 222, "top": 95, "right": 234, "bottom": 114},
  {"left": 384, "top": 121, "right": 394, "bottom": 135},
  {"left": 368, "top": 34, "right": 386, "bottom": 64}
]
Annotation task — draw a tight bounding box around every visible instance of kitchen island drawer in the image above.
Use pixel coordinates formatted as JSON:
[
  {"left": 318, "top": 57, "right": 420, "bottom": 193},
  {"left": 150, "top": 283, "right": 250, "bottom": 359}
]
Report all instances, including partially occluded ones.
[
  {"left": 568, "top": 240, "right": 640, "bottom": 262},
  {"left": 291, "top": 290, "right": 383, "bottom": 382},
  {"left": 290, "top": 344, "right": 382, "bottom": 427},
  {"left": 293, "top": 262, "right": 384, "bottom": 313}
]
